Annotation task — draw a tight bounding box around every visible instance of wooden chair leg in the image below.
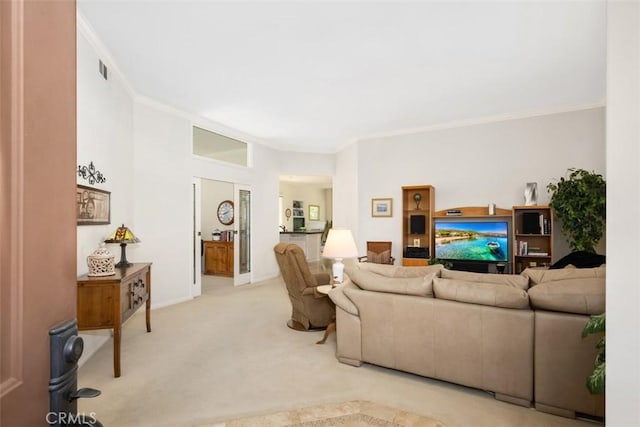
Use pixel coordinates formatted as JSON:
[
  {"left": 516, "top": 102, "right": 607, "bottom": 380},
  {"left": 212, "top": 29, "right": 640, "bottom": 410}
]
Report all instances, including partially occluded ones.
[{"left": 316, "top": 322, "right": 336, "bottom": 344}]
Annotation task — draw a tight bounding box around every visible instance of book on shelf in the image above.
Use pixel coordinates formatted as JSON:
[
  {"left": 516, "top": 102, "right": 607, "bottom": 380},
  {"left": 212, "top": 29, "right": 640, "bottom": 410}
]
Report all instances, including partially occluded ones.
[
  {"left": 516, "top": 240, "right": 528, "bottom": 256},
  {"left": 220, "top": 230, "right": 234, "bottom": 242}
]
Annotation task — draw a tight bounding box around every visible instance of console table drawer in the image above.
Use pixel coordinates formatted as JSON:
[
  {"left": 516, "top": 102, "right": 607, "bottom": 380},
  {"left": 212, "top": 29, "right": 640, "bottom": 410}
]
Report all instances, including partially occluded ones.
[{"left": 121, "top": 270, "right": 148, "bottom": 320}]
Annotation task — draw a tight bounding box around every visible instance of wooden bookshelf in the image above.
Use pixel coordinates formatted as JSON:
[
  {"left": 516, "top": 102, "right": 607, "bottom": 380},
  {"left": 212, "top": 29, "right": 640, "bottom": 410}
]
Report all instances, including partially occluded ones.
[
  {"left": 512, "top": 205, "right": 554, "bottom": 273},
  {"left": 401, "top": 185, "right": 435, "bottom": 266}
]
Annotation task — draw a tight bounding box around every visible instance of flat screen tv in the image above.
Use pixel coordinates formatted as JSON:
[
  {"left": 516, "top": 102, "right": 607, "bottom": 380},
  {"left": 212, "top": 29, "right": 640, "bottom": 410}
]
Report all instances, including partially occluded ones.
[{"left": 434, "top": 220, "right": 509, "bottom": 262}]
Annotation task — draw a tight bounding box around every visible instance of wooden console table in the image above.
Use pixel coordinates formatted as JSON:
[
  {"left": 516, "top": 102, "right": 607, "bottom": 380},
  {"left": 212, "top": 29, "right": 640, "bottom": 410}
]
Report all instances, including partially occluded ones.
[{"left": 77, "top": 262, "right": 152, "bottom": 377}]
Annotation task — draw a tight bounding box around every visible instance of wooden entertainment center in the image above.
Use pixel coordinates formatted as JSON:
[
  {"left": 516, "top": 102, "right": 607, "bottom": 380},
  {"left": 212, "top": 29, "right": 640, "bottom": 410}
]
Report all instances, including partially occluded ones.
[
  {"left": 400, "top": 187, "right": 554, "bottom": 273},
  {"left": 401, "top": 185, "right": 435, "bottom": 266}
]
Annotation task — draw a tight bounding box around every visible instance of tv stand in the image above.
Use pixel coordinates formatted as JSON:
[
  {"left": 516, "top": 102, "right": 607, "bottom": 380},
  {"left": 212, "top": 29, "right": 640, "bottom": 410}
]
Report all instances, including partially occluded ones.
[
  {"left": 449, "top": 260, "right": 490, "bottom": 273},
  {"left": 448, "top": 260, "right": 509, "bottom": 274}
]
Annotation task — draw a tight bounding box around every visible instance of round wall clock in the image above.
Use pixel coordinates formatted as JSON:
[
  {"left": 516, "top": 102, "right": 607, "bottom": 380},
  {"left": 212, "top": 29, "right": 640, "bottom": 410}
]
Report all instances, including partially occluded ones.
[
  {"left": 217, "top": 200, "right": 234, "bottom": 225},
  {"left": 285, "top": 208, "right": 292, "bottom": 219}
]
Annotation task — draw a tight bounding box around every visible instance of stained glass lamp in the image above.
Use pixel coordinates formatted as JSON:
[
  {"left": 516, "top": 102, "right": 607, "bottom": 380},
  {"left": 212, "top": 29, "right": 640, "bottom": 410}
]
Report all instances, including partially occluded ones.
[{"left": 104, "top": 224, "right": 140, "bottom": 268}]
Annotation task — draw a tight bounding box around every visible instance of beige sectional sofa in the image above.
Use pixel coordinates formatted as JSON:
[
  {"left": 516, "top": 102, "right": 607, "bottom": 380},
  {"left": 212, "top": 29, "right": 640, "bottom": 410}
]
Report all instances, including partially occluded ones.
[{"left": 328, "top": 263, "right": 605, "bottom": 419}]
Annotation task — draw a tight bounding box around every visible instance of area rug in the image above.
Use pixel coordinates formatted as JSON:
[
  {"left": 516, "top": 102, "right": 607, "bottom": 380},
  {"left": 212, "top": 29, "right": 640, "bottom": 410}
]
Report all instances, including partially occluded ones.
[{"left": 201, "top": 400, "right": 446, "bottom": 427}]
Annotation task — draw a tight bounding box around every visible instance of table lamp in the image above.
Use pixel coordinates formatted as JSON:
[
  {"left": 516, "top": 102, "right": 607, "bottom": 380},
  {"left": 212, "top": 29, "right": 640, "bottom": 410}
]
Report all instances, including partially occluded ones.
[
  {"left": 104, "top": 224, "right": 140, "bottom": 268},
  {"left": 322, "top": 228, "right": 358, "bottom": 283}
]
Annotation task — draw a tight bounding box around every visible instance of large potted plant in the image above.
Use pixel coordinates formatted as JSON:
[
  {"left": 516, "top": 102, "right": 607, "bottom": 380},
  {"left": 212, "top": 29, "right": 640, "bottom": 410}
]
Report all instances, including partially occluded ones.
[
  {"left": 546, "top": 168, "right": 606, "bottom": 252},
  {"left": 582, "top": 312, "right": 606, "bottom": 394}
]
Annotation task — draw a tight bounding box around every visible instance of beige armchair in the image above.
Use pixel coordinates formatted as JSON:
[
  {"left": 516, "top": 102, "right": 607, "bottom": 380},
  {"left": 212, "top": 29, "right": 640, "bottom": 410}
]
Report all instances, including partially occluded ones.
[{"left": 273, "top": 243, "right": 335, "bottom": 331}]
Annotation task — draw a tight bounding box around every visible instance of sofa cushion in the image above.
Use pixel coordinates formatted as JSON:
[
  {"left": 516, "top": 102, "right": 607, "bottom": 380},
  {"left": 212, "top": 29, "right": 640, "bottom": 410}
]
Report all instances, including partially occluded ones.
[
  {"left": 433, "top": 277, "right": 530, "bottom": 309},
  {"left": 352, "top": 262, "right": 443, "bottom": 278},
  {"left": 367, "top": 249, "right": 391, "bottom": 264},
  {"left": 527, "top": 277, "right": 605, "bottom": 315},
  {"left": 348, "top": 268, "right": 436, "bottom": 297},
  {"left": 441, "top": 269, "right": 530, "bottom": 290},
  {"left": 522, "top": 265, "right": 605, "bottom": 286}
]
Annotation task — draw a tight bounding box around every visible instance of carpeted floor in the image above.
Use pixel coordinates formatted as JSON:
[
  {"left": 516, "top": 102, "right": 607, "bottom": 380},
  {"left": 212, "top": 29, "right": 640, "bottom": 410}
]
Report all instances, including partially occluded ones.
[
  {"left": 204, "top": 400, "right": 445, "bottom": 426},
  {"left": 78, "top": 274, "right": 599, "bottom": 427}
]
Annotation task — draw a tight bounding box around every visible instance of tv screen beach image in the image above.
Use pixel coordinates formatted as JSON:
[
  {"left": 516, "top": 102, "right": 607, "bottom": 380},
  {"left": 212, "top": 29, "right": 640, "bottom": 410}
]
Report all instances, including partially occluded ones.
[{"left": 435, "top": 221, "right": 508, "bottom": 262}]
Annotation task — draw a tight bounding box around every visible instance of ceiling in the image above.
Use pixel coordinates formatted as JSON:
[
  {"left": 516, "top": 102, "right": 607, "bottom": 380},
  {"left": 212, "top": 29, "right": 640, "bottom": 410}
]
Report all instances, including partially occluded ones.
[{"left": 77, "top": 1, "right": 606, "bottom": 154}]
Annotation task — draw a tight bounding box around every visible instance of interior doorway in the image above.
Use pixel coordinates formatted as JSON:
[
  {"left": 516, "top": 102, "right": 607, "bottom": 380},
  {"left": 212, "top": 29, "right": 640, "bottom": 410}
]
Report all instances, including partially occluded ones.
[
  {"left": 279, "top": 175, "right": 333, "bottom": 233},
  {"left": 192, "top": 178, "right": 252, "bottom": 295}
]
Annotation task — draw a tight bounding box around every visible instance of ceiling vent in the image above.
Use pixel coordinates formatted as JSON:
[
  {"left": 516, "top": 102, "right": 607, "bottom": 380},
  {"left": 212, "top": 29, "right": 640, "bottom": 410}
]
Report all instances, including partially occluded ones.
[{"left": 98, "top": 59, "right": 108, "bottom": 80}]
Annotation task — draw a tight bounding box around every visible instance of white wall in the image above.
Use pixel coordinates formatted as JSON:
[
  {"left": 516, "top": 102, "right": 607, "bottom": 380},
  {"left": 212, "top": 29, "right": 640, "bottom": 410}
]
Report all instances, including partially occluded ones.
[
  {"left": 606, "top": 1, "right": 640, "bottom": 425},
  {"left": 333, "top": 144, "right": 359, "bottom": 232},
  {"left": 76, "top": 22, "right": 135, "bottom": 273},
  {"left": 277, "top": 151, "right": 335, "bottom": 176},
  {"left": 132, "top": 103, "right": 194, "bottom": 306},
  {"left": 347, "top": 107, "right": 606, "bottom": 263}
]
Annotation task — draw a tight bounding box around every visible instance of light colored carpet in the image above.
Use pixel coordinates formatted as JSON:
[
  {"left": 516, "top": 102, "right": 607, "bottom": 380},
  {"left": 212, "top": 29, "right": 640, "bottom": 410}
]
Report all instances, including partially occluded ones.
[
  {"left": 205, "top": 400, "right": 445, "bottom": 426},
  {"left": 78, "top": 274, "right": 599, "bottom": 427}
]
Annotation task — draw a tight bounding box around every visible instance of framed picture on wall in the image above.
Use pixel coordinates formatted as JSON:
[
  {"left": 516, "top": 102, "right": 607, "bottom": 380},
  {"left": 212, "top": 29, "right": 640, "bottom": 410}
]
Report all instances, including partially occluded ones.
[
  {"left": 77, "top": 184, "right": 111, "bottom": 225},
  {"left": 309, "top": 205, "right": 319, "bottom": 221},
  {"left": 371, "top": 198, "right": 393, "bottom": 217}
]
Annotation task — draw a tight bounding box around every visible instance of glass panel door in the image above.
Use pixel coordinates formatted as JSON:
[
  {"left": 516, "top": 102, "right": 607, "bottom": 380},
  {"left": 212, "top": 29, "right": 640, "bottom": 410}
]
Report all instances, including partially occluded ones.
[{"left": 234, "top": 184, "right": 251, "bottom": 285}]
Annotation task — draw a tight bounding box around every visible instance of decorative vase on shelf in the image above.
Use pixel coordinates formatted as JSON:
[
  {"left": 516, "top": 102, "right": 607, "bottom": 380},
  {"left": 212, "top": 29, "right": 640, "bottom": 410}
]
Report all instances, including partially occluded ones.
[
  {"left": 413, "top": 193, "right": 422, "bottom": 210},
  {"left": 87, "top": 243, "right": 115, "bottom": 277},
  {"left": 524, "top": 182, "right": 538, "bottom": 206}
]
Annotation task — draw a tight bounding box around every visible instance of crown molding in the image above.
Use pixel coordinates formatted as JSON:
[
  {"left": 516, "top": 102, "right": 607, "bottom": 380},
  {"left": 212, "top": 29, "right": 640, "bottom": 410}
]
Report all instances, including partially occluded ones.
[{"left": 353, "top": 101, "right": 606, "bottom": 145}]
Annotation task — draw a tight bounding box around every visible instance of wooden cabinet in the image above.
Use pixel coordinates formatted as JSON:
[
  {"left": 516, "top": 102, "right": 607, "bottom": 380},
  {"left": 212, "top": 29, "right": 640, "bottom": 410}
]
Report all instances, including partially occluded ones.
[
  {"left": 401, "top": 185, "right": 435, "bottom": 266},
  {"left": 77, "top": 262, "right": 151, "bottom": 377},
  {"left": 204, "top": 240, "right": 234, "bottom": 276},
  {"left": 512, "top": 205, "right": 554, "bottom": 273}
]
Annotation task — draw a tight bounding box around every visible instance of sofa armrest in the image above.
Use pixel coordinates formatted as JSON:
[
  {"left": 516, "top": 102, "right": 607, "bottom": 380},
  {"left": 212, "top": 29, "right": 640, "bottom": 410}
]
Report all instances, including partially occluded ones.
[{"left": 328, "top": 280, "right": 359, "bottom": 316}]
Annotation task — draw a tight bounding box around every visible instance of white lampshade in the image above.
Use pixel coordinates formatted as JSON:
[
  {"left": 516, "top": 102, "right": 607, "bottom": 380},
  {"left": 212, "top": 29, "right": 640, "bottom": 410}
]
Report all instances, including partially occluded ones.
[
  {"left": 322, "top": 229, "right": 358, "bottom": 283},
  {"left": 323, "top": 229, "right": 358, "bottom": 258}
]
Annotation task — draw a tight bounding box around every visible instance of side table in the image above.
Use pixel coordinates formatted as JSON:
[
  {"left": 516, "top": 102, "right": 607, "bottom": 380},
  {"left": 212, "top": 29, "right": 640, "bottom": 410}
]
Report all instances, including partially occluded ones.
[
  {"left": 77, "top": 262, "right": 152, "bottom": 377},
  {"left": 316, "top": 284, "right": 336, "bottom": 345}
]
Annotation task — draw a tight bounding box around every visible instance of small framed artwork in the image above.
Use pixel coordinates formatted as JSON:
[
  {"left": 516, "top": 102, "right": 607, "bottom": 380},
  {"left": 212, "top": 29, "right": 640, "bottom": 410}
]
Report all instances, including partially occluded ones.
[
  {"left": 371, "top": 198, "right": 393, "bottom": 217},
  {"left": 309, "top": 205, "right": 319, "bottom": 221},
  {"left": 77, "top": 184, "right": 111, "bottom": 225}
]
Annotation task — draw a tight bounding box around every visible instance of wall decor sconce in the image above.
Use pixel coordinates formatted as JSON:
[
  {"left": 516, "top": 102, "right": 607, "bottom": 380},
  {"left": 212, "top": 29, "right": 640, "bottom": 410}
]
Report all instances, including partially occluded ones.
[{"left": 77, "top": 161, "right": 106, "bottom": 185}]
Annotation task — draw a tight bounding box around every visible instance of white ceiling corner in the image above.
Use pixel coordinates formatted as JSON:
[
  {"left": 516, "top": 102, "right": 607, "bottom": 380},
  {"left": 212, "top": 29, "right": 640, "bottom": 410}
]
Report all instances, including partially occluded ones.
[{"left": 77, "top": 0, "right": 606, "bottom": 154}]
